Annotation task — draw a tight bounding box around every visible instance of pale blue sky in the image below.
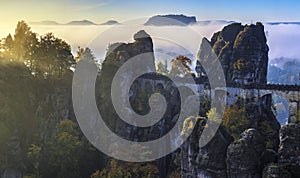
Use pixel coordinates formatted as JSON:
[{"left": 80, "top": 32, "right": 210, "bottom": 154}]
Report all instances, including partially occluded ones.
[{"left": 0, "top": 0, "right": 299, "bottom": 24}]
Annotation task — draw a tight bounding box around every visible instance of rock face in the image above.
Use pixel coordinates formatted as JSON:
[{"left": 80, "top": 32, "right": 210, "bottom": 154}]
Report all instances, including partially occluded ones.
[
  {"left": 181, "top": 95, "right": 282, "bottom": 178},
  {"left": 263, "top": 163, "right": 292, "bottom": 178},
  {"left": 104, "top": 30, "right": 154, "bottom": 66},
  {"left": 180, "top": 22, "right": 300, "bottom": 178},
  {"left": 181, "top": 117, "right": 233, "bottom": 177},
  {"left": 145, "top": 14, "right": 197, "bottom": 26},
  {"left": 278, "top": 123, "right": 300, "bottom": 176},
  {"left": 246, "top": 94, "right": 281, "bottom": 151},
  {"left": 262, "top": 123, "right": 300, "bottom": 177},
  {"left": 278, "top": 123, "right": 300, "bottom": 166},
  {"left": 226, "top": 129, "right": 266, "bottom": 178},
  {"left": 197, "top": 22, "right": 269, "bottom": 85},
  {"left": 99, "top": 30, "right": 155, "bottom": 131},
  {"left": 224, "top": 96, "right": 280, "bottom": 178},
  {"left": 99, "top": 30, "right": 180, "bottom": 177}
]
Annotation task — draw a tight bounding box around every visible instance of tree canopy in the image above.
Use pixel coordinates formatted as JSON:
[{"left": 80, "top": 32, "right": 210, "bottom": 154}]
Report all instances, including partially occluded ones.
[
  {"left": 170, "top": 55, "right": 192, "bottom": 77},
  {"left": 0, "top": 21, "right": 74, "bottom": 79}
]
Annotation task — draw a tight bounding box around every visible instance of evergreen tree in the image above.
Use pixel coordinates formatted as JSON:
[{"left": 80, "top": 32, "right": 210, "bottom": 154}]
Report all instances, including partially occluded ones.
[
  {"left": 1, "top": 34, "right": 14, "bottom": 61},
  {"left": 38, "top": 33, "right": 74, "bottom": 78},
  {"left": 13, "top": 21, "right": 33, "bottom": 61},
  {"left": 156, "top": 60, "right": 169, "bottom": 74}
]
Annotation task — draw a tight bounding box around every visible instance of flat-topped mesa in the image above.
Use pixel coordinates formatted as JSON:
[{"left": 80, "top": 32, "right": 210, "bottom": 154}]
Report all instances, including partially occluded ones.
[
  {"left": 145, "top": 14, "right": 197, "bottom": 26},
  {"left": 197, "top": 22, "right": 269, "bottom": 85}
]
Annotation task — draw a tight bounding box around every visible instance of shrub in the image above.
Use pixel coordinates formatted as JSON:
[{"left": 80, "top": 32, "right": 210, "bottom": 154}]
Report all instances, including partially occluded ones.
[{"left": 222, "top": 104, "right": 250, "bottom": 139}]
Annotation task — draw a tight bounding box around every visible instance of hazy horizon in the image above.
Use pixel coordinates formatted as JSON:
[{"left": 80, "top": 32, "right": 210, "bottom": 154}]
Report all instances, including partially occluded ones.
[
  {"left": 1, "top": 0, "right": 300, "bottom": 25},
  {"left": 2, "top": 20, "right": 300, "bottom": 68},
  {"left": 2, "top": 0, "right": 300, "bottom": 65}
]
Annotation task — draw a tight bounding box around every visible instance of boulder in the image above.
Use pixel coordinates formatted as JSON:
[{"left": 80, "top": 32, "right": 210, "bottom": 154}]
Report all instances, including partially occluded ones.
[
  {"left": 226, "top": 128, "right": 265, "bottom": 178},
  {"left": 278, "top": 123, "right": 300, "bottom": 176}
]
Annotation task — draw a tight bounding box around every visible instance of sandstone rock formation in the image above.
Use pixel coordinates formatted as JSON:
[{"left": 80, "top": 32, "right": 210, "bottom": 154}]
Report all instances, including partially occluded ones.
[
  {"left": 104, "top": 30, "right": 154, "bottom": 66},
  {"left": 261, "top": 123, "right": 300, "bottom": 177},
  {"left": 246, "top": 94, "right": 281, "bottom": 151},
  {"left": 99, "top": 29, "right": 159, "bottom": 133},
  {"left": 99, "top": 30, "right": 180, "bottom": 177},
  {"left": 181, "top": 95, "right": 281, "bottom": 178},
  {"left": 226, "top": 129, "right": 265, "bottom": 178},
  {"left": 97, "top": 26, "right": 300, "bottom": 178},
  {"left": 263, "top": 163, "right": 292, "bottom": 178},
  {"left": 197, "top": 22, "right": 269, "bottom": 85},
  {"left": 278, "top": 123, "right": 300, "bottom": 176},
  {"left": 181, "top": 117, "right": 233, "bottom": 177}
]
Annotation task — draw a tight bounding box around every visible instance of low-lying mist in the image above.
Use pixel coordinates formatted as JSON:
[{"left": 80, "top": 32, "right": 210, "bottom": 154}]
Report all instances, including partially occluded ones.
[{"left": 1, "top": 22, "right": 300, "bottom": 65}]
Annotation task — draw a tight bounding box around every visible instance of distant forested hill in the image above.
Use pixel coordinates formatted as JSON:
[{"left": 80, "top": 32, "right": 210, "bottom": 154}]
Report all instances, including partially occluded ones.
[{"left": 268, "top": 58, "right": 300, "bottom": 85}]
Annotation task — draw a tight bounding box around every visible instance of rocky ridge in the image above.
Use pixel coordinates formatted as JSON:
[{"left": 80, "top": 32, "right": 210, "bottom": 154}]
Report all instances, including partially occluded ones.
[{"left": 197, "top": 22, "right": 269, "bottom": 85}]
